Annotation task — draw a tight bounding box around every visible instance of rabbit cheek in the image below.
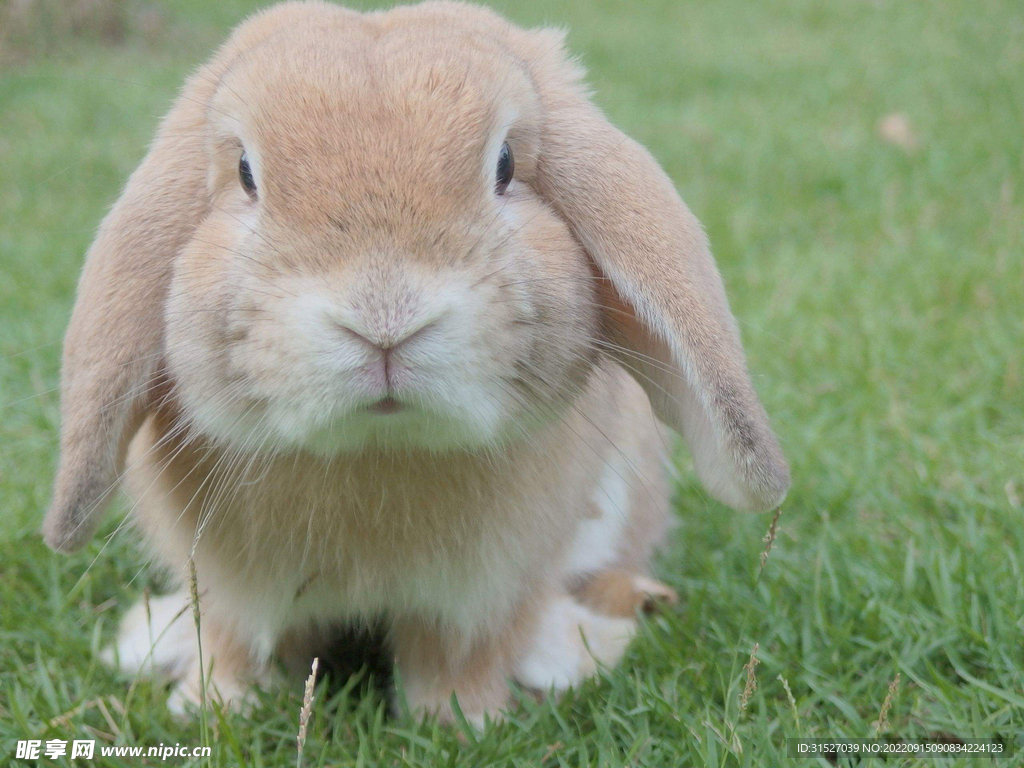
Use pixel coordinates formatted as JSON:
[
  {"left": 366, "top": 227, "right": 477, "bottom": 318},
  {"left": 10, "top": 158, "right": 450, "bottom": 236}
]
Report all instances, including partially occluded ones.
[{"left": 164, "top": 240, "right": 296, "bottom": 448}]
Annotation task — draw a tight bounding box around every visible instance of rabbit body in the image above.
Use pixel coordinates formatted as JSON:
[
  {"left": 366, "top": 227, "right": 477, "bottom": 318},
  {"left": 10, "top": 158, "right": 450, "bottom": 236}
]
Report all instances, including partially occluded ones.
[
  {"left": 117, "top": 363, "right": 670, "bottom": 719},
  {"left": 46, "top": 1, "right": 788, "bottom": 724}
]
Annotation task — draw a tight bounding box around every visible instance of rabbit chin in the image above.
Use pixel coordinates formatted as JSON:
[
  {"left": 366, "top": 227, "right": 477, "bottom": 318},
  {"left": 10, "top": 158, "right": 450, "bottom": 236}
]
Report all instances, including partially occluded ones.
[
  {"left": 298, "top": 405, "right": 511, "bottom": 453},
  {"left": 181, "top": 387, "right": 534, "bottom": 455}
]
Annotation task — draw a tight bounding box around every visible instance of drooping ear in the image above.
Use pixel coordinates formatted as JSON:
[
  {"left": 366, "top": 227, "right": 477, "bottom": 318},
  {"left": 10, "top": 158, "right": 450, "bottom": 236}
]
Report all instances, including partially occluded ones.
[
  {"left": 518, "top": 30, "right": 790, "bottom": 511},
  {"left": 42, "top": 2, "right": 352, "bottom": 551},
  {"left": 42, "top": 81, "right": 211, "bottom": 552}
]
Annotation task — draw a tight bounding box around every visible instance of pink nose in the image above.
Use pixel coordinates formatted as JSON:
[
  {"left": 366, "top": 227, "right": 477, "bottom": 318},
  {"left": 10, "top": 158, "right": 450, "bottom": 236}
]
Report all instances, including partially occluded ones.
[
  {"left": 335, "top": 320, "right": 435, "bottom": 355},
  {"left": 334, "top": 320, "right": 436, "bottom": 389}
]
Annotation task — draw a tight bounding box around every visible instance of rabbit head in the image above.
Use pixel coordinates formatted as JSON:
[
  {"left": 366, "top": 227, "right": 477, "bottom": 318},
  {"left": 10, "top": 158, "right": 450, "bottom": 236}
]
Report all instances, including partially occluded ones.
[{"left": 43, "top": 0, "right": 789, "bottom": 552}]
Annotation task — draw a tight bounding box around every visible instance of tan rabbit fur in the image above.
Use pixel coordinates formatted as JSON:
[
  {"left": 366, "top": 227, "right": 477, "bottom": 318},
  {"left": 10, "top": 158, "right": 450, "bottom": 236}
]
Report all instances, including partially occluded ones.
[{"left": 45, "top": 1, "right": 789, "bottom": 723}]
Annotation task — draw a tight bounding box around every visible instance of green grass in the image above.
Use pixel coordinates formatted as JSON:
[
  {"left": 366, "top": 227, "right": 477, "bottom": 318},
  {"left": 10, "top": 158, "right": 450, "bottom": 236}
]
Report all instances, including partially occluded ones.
[{"left": 2, "top": 0, "right": 1022, "bottom": 765}]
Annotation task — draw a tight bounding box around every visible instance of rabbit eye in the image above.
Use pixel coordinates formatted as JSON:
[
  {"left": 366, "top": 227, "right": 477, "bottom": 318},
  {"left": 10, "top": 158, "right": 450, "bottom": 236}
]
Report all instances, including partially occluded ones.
[
  {"left": 495, "top": 142, "right": 514, "bottom": 195},
  {"left": 239, "top": 152, "right": 257, "bottom": 199}
]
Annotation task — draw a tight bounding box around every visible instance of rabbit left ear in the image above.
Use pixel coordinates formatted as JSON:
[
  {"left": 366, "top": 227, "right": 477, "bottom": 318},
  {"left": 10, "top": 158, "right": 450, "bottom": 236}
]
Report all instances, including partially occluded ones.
[
  {"left": 42, "top": 76, "right": 215, "bottom": 552},
  {"left": 43, "top": 2, "right": 358, "bottom": 551},
  {"left": 517, "top": 30, "right": 790, "bottom": 512}
]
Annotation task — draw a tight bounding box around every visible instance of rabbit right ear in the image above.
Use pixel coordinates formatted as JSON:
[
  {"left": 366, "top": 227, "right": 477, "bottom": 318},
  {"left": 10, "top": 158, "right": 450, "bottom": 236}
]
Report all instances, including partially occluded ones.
[
  {"left": 507, "top": 27, "right": 790, "bottom": 512},
  {"left": 42, "top": 2, "right": 353, "bottom": 552}
]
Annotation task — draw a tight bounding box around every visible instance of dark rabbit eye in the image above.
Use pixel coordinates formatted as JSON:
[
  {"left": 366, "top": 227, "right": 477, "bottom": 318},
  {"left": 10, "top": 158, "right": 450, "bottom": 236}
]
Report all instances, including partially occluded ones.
[
  {"left": 495, "top": 142, "right": 514, "bottom": 195},
  {"left": 239, "top": 151, "right": 257, "bottom": 198}
]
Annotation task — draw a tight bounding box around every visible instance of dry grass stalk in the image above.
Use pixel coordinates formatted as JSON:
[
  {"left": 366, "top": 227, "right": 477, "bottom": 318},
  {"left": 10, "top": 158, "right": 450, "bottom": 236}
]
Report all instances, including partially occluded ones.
[
  {"left": 187, "top": 558, "right": 209, "bottom": 757},
  {"left": 739, "top": 643, "right": 760, "bottom": 713},
  {"left": 143, "top": 586, "right": 154, "bottom": 676},
  {"left": 48, "top": 696, "right": 104, "bottom": 728},
  {"left": 296, "top": 657, "right": 320, "bottom": 768},
  {"left": 777, "top": 674, "right": 800, "bottom": 729},
  {"left": 540, "top": 741, "right": 563, "bottom": 762},
  {"left": 872, "top": 672, "right": 900, "bottom": 735},
  {"left": 757, "top": 507, "right": 782, "bottom": 580}
]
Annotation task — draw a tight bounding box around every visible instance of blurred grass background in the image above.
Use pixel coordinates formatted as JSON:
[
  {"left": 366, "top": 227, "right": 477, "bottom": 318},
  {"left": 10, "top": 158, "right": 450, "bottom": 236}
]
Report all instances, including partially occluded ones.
[{"left": 1, "top": 0, "right": 1022, "bottom": 765}]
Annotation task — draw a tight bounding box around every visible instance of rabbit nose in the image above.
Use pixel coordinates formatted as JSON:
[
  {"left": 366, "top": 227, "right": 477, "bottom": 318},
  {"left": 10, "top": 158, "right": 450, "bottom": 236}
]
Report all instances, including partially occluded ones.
[
  {"left": 333, "top": 319, "right": 437, "bottom": 356},
  {"left": 332, "top": 317, "right": 439, "bottom": 390}
]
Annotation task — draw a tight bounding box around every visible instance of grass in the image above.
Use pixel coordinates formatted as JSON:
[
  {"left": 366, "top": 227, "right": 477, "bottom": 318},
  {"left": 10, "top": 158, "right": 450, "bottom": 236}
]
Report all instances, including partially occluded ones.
[{"left": 1, "top": 0, "right": 1022, "bottom": 765}]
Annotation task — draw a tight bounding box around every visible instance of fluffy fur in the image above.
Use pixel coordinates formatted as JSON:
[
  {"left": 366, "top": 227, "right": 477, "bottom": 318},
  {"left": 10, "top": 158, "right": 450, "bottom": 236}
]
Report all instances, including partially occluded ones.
[{"left": 43, "top": 1, "right": 789, "bottom": 723}]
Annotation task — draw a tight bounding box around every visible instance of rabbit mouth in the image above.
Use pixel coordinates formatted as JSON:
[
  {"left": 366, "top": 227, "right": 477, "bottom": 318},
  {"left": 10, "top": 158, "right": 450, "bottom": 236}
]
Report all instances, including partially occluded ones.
[{"left": 365, "top": 396, "right": 404, "bottom": 415}]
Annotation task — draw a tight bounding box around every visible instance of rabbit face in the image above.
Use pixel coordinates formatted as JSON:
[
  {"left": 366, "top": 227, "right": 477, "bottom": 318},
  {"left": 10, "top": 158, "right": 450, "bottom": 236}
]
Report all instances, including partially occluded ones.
[{"left": 165, "top": 32, "right": 598, "bottom": 453}]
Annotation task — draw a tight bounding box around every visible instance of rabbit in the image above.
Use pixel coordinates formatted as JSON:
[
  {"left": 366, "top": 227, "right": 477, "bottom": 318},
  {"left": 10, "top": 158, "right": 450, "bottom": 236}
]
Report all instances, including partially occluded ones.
[{"left": 43, "top": 0, "right": 789, "bottom": 725}]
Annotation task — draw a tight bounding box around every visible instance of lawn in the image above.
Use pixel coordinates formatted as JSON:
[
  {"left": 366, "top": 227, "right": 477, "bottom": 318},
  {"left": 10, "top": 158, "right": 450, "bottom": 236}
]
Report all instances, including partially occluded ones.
[{"left": 1, "top": 0, "right": 1022, "bottom": 765}]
